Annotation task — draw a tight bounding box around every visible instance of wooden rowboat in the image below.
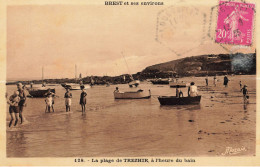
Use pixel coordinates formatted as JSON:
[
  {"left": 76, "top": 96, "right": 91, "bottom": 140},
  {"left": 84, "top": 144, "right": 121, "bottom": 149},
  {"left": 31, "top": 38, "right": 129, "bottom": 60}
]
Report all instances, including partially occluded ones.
[
  {"left": 158, "top": 96, "right": 201, "bottom": 105},
  {"left": 28, "top": 88, "right": 55, "bottom": 98},
  {"left": 114, "top": 89, "right": 151, "bottom": 99}
]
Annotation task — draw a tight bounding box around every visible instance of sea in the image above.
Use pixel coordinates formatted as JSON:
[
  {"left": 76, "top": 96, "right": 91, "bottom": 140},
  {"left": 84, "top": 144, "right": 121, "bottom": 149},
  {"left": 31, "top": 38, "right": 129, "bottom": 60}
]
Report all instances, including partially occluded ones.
[{"left": 6, "top": 75, "right": 256, "bottom": 157}]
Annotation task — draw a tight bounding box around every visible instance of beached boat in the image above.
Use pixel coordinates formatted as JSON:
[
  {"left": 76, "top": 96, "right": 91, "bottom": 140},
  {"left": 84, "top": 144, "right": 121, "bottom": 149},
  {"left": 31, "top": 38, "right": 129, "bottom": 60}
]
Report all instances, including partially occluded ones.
[
  {"left": 28, "top": 87, "right": 55, "bottom": 98},
  {"left": 61, "top": 83, "right": 90, "bottom": 90},
  {"left": 158, "top": 96, "right": 201, "bottom": 105},
  {"left": 169, "top": 81, "right": 189, "bottom": 88},
  {"left": 129, "top": 80, "right": 140, "bottom": 87},
  {"left": 114, "top": 89, "right": 151, "bottom": 99},
  {"left": 151, "top": 78, "right": 169, "bottom": 85},
  {"left": 46, "top": 84, "right": 59, "bottom": 87}
]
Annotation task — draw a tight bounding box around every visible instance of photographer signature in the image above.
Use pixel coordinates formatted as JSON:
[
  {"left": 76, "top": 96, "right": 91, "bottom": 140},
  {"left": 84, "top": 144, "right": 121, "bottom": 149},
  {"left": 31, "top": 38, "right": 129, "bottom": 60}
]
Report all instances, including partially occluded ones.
[{"left": 222, "top": 146, "right": 246, "bottom": 155}]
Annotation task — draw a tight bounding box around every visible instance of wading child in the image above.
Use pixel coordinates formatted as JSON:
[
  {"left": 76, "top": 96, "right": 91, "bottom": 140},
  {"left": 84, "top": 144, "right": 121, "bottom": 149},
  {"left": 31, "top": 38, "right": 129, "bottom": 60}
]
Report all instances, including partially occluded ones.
[
  {"left": 45, "top": 93, "right": 53, "bottom": 113},
  {"left": 44, "top": 89, "right": 56, "bottom": 112},
  {"left": 8, "top": 91, "right": 20, "bottom": 127},
  {"left": 64, "top": 88, "right": 72, "bottom": 112},
  {"left": 79, "top": 88, "right": 87, "bottom": 114}
]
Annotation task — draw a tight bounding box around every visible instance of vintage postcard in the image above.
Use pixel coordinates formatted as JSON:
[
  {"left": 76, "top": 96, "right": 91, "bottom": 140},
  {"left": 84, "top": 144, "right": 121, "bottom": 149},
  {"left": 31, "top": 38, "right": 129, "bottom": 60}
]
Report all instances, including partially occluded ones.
[{"left": 0, "top": 0, "right": 260, "bottom": 166}]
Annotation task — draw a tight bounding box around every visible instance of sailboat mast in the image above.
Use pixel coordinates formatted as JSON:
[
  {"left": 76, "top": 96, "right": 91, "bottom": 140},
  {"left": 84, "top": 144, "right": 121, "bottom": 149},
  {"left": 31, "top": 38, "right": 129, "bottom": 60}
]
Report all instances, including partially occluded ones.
[
  {"left": 42, "top": 66, "right": 44, "bottom": 83},
  {"left": 75, "top": 64, "right": 77, "bottom": 82},
  {"left": 122, "top": 52, "right": 133, "bottom": 80},
  {"left": 122, "top": 52, "right": 130, "bottom": 74}
]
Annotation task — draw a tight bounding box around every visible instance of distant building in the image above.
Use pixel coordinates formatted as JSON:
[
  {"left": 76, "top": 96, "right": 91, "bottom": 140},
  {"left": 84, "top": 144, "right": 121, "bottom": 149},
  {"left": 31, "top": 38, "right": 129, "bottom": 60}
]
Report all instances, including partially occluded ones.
[{"left": 207, "top": 55, "right": 218, "bottom": 59}]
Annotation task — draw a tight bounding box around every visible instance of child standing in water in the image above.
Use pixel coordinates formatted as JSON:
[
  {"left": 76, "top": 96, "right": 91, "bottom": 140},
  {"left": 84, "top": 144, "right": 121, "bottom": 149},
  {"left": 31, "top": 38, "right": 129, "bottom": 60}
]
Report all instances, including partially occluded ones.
[
  {"left": 44, "top": 89, "right": 56, "bottom": 112},
  {"left": 64, "top": 88, "right": 72, "bottom": 112},
  {"left": 45, "top": 93, "right": 53, "bottom": 113},
  {"left": 7, "top": 91, "right": 20, "bottom": 127},
  {"left": 80, "top": 88, "right": 87, "bottom": 114}
]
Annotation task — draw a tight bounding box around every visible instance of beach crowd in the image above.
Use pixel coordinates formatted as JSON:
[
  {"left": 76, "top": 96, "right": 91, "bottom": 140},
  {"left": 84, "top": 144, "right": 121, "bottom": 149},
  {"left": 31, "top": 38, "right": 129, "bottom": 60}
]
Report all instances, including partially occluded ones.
[
  {"left": 6, "top": 83, "right": 88, "bottom": 127},
  {"left": 6, "top": 75, "right": 249, "bottom": 128}
]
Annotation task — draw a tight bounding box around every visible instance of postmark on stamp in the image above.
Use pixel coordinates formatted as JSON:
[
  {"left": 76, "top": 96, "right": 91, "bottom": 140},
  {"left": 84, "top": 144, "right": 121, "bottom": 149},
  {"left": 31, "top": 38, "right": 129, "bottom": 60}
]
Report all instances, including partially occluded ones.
[{"left": 215, "top": 1, "right": 255, "bottom": 46}]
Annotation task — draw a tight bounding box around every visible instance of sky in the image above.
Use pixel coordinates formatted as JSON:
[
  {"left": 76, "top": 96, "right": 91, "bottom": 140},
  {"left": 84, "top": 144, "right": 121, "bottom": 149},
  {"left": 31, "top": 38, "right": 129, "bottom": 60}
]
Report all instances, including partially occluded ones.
[{"left": 7, "top": 3, "right": 256, "bottom": 80}]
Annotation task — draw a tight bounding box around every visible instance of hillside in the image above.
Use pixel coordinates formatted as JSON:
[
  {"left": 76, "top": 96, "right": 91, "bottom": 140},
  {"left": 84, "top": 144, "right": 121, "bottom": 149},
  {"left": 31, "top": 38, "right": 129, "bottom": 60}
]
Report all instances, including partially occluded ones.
[{"left": 137, "top": 52, "right": 256, "bottom": 79}]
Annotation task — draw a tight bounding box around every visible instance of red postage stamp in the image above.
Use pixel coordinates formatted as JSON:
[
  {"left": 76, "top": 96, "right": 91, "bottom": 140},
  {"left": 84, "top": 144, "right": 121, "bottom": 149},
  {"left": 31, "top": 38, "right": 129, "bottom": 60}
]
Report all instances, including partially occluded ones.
[{"left": 215, "top": 1, "right": 255, "bottom": 46}]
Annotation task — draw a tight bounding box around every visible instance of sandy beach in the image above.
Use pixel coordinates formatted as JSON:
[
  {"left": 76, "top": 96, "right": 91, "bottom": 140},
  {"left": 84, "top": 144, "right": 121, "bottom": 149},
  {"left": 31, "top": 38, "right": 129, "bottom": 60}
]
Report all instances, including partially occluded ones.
[{"left": 6, "top": 75, "right": 256, "bottom": 157}]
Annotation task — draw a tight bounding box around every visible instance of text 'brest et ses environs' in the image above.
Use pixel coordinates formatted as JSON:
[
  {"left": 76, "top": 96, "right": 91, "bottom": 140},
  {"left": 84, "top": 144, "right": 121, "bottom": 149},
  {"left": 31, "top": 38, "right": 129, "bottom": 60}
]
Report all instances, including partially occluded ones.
[{"left": 105, "top": 1, "right": 164, "bottom": 5}]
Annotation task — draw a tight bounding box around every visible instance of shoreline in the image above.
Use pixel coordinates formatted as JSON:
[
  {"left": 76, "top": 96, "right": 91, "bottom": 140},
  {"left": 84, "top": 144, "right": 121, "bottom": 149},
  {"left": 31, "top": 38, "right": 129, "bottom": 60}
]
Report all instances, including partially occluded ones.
[{"left": 5, "top": 73, "right": 256, "bottom": 86}]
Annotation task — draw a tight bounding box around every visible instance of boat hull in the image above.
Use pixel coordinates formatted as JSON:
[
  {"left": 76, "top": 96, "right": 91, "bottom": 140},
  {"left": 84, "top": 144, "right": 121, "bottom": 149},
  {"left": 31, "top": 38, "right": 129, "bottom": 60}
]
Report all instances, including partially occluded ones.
[
  {"left": 61, "top": 84, "right": 90, "bottom": 90},
  {"left": 151, "top": 80, "right": 169, "bottom": 85},
  {"left": 114, "top": 90, "right": 151, "bottom": 99},
  {"left": 158, "top": 96, "right": 201, "bottom": 105},
  {"left": 129, "top": 80, "right": 140, "bottom": 87},
  {"left": 169, "top": 81, "right": 189, "bottom": 88},
  {"left": 28, "top": 88, "right": 55, "bottom": 98}
]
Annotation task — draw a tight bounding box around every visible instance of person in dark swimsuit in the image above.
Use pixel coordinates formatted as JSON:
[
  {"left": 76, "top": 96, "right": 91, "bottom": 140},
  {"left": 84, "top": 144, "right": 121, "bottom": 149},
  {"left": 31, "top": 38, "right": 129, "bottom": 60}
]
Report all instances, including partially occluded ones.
[
  {"left": 239, "top": 81, "right": 242, "bottom": 91},
  {"left": 223, "top": 75, "right": 229, "bottom": 87},
  {"left": 205, "top": 76, "right": 208, "bottom": 86},
  {"left": 176, "top": 85, "right": 180, "bottom": 97},
  {"left": 80, "top": 88, "right": 87, "bottom": 115},
  {"left": 241, "top": 85, "right": 249, "bottom": 103},
  {"left": 7, "top": 91, "right": 20, "bottom": 127},
  {"left": 17, "top": 82, "right": 27, "bottom": 124},
  {"left": 213, "top": 75, "right": 217, "bottom": 86}
]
